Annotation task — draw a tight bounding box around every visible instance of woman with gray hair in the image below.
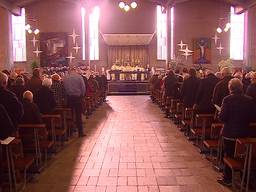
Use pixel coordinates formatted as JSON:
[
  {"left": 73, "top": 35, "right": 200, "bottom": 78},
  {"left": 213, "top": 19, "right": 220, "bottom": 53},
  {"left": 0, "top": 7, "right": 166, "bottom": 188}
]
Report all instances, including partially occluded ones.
[
  {"left": 217, "top": 78, "right": 256, "bottom": 186},
  {"left": 35, "top": 78, "right": 56, "bottom": 114},
  {"left": 246, "top": 72, "right": 256, "bottom": 102},
  {"left": 21, "top": 91, "right": 42, "bottom": 124}
]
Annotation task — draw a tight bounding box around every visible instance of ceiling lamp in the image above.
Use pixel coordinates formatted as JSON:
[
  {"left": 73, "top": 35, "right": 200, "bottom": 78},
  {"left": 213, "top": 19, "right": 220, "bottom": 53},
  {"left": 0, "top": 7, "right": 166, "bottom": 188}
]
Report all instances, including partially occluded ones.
[
  {"left": 25, "top": 24, "right": 31, "bottom": 30},
  {"left": 27, "top": 29, "right": 33, "bottom": 34},
  {"left": 130, "top": 2, "right": 137, "bottom": 9},
  {"left": 34, "top": 29, "right": 40, "bottom": 35},
  {"left": 124, "top": 4, "right": 130, "bottom": 12},
  {"left": 216, "top": 27, "right": 222, "bottom": 33},
  {"left": 119, "top": 2, "right": 125, "bottom": 9}
]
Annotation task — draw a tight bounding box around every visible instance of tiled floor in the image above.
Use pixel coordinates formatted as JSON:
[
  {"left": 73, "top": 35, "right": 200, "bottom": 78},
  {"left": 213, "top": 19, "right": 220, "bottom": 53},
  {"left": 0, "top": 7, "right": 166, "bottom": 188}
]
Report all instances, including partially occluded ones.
[{"left": 26, "top": 96, "right": 231, "bottom": 192}]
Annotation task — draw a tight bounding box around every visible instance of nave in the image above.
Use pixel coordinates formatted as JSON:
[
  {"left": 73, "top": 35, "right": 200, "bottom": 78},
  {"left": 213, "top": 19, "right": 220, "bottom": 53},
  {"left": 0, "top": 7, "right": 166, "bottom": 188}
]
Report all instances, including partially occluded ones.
[{"left": 26, "top": 96, "right": 231, "bottom": 192}]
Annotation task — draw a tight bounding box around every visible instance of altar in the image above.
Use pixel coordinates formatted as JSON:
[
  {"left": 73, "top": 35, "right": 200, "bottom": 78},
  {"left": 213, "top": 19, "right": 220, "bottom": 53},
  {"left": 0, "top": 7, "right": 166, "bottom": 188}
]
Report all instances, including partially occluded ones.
[
  {"left": 107, "top": 70, "right": 150, "bottom": 95},
  {"left": 108, "top": 70, "right": 150, "bottom": 81}
]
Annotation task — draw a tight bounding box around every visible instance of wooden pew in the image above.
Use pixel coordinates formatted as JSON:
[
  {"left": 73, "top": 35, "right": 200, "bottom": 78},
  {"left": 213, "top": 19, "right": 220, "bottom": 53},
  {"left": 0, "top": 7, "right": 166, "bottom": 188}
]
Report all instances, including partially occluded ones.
[
  {"left": 41, "top": 114, "right": 61, "bottom": 148},
  {"left": 191, "top": 113, "right": 215, "bottom": 152},
  {"left": 203, "top": 123, "right": 223, "bottom": 162},
  {"left": 18, "top": 124, "right": 54, "bottom": 168},
  {"left": 0, "top": 137, "right": 17, "bottom": 192},
  {"left": 181, "top": 107, "right": 194, "bottom": 137},
  {"left": 9, "top": 138, "right": 34, "bottom": 190},
  {"left": 174, "top": 102, "right": 184, "bottom": 128},
  {"left": 54, "top": 107, "right": 73, "bottom": 141},
  {"left": 222, "top": 123, "right": 256, "bottom": 191}
]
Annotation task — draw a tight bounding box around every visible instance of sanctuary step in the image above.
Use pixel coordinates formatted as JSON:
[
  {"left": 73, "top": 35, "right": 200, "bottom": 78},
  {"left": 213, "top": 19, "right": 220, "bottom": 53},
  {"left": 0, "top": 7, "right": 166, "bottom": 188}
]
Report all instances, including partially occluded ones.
[{"left": 108, "top": 80, "right": 150, "bottom": 95}]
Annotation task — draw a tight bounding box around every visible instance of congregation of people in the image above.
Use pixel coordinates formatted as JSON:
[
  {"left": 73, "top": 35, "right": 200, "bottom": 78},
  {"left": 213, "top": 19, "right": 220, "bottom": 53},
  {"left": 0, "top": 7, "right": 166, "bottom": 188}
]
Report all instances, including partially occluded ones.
[
  {"left": 150, "top": 67, "right": 256, "bottom": 190},
  {"left": 0, "top": 66, "right": 108, "bottom": 191}
]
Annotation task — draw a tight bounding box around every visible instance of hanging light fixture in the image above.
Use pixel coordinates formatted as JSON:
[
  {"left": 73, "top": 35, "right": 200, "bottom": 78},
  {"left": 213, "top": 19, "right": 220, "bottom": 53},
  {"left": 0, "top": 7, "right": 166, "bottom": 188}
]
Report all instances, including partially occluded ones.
[
  {"left": 119, "top": 1, "right": 137, "bottom": 11},
  {"left": 119, "top": 2, "right": 125, "bottom": 9},
  {"left": 124, "top": 4, "right": 130, "bottom": 12},
  {"left": 130, "top": 2, "right": 137, "bottom": 9},
  {"left": 216, "top": 27, "right": 222, "bottom": 33},
  {"left": 25, "top": 24, "right": 31, "bottom": 30},
  {"left": 34, "top": 29, "right": 40, "bottom": 35},
  {"left": 27, "top": 29, "right": 33, "bottom": 34}
]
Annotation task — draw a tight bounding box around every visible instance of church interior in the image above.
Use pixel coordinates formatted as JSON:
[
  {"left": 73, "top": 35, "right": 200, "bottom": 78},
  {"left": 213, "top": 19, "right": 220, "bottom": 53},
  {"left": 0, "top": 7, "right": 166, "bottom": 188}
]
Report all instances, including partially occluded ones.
[{"left": 1, "top": 0, "right": 256, "bottom": 191}]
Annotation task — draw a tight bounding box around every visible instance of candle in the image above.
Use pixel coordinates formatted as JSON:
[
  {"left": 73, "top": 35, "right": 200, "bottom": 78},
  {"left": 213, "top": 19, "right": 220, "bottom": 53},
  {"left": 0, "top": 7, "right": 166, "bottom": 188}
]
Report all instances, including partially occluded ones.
[{"left": 94, "top": 65, "right": 97, "bottom": 72}]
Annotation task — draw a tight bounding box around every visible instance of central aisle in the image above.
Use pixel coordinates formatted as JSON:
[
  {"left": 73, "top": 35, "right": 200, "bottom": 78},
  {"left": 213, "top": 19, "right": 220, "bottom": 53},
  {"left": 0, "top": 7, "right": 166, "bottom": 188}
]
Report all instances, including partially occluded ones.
[{"left": 27, "top": 96, "right": 231, "bottom": 192}]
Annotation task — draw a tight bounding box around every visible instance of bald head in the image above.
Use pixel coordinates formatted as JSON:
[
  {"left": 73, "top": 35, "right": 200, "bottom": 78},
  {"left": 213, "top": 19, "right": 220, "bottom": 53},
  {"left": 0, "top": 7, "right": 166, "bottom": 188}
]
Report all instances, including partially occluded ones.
[
  {"left": 221, "top": 67, "right": 232, "bottom": 77},
  {"left": 23, "top": 91, "right": 33, "bottom": 102},
  {"left": 228, "top": 78, "right": 243, "bottom": 94},
  {"left": 0, "top": 72, "right": 8, "bottom": 88}
]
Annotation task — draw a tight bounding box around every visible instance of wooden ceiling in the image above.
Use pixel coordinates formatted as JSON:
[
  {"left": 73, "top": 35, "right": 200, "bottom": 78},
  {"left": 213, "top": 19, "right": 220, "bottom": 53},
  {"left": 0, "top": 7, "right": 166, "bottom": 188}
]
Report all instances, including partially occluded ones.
[{"left": 1, "top": 0, "right": 255, "bottom": 15}]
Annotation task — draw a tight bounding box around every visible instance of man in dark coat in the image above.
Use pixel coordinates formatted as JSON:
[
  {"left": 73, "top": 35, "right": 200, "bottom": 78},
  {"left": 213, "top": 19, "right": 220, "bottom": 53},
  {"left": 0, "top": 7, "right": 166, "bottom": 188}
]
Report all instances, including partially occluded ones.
[
  {"left": 0, "top": 104, "right": 16, "bottom": 140},
  {"left": 0, "top": 72, "right": 23, "bottom": 129},
  {"left": 180, "top": 68, "right": 200, "bottom": 108},
  {"left": 217, "top": 78, "right": 256, "bottom": 186},
  {"left": 212, "top": 67, "right": 233, "bottom": 106},
  {"left": 194, "top": 70, "right": 219, "bottom": 114},
  {"left": 35, "top": 78, "right": 56, "bottom": 114},
  {"left": 27, "top": 68, "right": 42, "bottom": 96},
  {"left": 164, "top": 70, "right": 180, "bottom": 99},
  {"left": 21, "top": 91, "right": 42, "bottom": 124},
  {"left": 246, "top": 72, "right": 256, "bottom": 103}
]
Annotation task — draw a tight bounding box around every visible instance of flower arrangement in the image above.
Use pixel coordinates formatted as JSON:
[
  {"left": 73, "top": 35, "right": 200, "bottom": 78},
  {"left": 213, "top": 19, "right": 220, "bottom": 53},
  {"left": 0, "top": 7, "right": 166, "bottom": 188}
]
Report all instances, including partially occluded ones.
[
  {"left": 31, "top": 60, "right": 39, "bottom": 69},
  {"left": 218, "top": 59, "right": 233, "bottom": 70}
]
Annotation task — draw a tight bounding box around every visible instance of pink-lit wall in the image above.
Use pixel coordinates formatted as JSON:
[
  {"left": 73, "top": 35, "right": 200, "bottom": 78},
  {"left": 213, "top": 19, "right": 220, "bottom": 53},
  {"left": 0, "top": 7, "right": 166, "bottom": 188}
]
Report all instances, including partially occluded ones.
[
  {"left": 173, "top": 0, "right": 230, "bottom": 70},
  {"left": 1, "top": 0, "right": 256, "bottom": 71},
  {"left": 0, "top": 7, "right": 12, "bottom": 70},
  {"left": 24, "top": 0, "right": 82, "bottom": 70},
  {"left": 100, "top": 0, "right": 155, "bottom": 34}
]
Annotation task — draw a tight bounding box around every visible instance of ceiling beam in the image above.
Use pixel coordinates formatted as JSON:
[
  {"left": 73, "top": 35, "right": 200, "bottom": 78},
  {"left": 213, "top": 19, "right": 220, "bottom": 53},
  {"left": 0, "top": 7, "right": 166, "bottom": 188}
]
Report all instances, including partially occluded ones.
[
  {"left": 233, "top": 0, "right": 256, "bottom": 14},
  {"left": 0, "top": 0, "right": 21, "bottom": 15},
  {"left": 12, "top": 0, "right": 41, "bottom": 7}
]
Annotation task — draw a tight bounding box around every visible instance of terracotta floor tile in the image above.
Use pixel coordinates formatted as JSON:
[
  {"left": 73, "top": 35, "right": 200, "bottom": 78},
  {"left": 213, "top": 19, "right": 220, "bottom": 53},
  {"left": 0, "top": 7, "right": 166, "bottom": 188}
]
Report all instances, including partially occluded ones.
[
  {"left": 138, "top": 177, "right": 157, "bottom": 185},
  {"left": 97, "top": 176, "right": 118, "bottom": 186},
  {"left": 128, "top": 177, "right": 137, "bottom": 185},
  {"left": 159, "top": 186, "right": 181, "bottom": 192},
  {"left": 87, "top": 176, "right": 99, "bottom": 186},
  {"left": 26, "top": 96, "right": 231, "bottom": 192},
  {"left": 119, "top": 169, "right": 137, "bottom": 176},
  {"left": 117, "top": 186, "right": 138, "bottom": 192}
]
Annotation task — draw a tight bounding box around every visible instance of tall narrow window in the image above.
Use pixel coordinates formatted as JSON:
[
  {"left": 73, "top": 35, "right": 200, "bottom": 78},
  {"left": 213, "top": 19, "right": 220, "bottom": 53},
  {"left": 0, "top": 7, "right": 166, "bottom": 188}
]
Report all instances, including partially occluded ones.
[
  {"left": 81, "top": 7, "right": 86, "bottom": 60},
  {"left": 89, "top": 6, "right": 100, "bottom": 60},
  {"left": 157, "top": 6, "right": 167, "bottom": 60},
  {"left": 230, "top": 6, "right": 245, "bottom": 60},
  {"left": 12, "top": 8, "right": 26, "bottom": 62},
  {"left": 170, "top": 7, "right": 174, "bottom": 60}
]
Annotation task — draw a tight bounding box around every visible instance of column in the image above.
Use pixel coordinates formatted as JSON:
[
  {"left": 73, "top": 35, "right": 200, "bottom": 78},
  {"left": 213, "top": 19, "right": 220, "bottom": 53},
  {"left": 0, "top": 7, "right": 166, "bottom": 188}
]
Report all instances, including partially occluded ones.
[
  {"left": 166, "top": 6, "right": 171, "bottom": 69},
  {"left": 245, "top": 6, "right": 256, "bottom": 70},
  {"left": 0, "top": 7, "right": 13, "bottom": 70}
]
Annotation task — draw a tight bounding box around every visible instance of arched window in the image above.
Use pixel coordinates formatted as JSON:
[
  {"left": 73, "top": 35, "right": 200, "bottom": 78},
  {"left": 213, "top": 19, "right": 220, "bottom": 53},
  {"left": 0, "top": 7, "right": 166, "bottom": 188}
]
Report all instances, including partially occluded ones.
[
  {"left": 12, "top": 8, "right": 26, "bottom": 62},
  {"left": 157, "top": 6, "right": 167, "bottom": 60},
  {"left": 230, "top": 6, "right": 245, "bottom": 60}
]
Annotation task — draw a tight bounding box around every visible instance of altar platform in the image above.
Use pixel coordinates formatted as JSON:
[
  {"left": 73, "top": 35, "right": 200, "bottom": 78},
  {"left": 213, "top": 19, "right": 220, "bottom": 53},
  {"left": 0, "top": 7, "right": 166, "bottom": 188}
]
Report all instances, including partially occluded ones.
[{"left": 108, "top": 80, "right": 150, "bottom": 95}]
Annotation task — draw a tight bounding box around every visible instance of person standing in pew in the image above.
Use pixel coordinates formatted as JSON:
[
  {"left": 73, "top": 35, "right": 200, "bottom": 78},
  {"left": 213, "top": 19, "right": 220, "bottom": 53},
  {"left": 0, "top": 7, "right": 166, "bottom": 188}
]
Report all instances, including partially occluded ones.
[
  {"left": 217, "top": 78, "right": 256, "bottom": 186},
  {"left": 0, "top": 72, "right": 23, "bottom": 130},
  {"left": 21, "top": 91, "right": 42, "bottom": 124},
  {"left": 246, "top": 72, "right": 256, "bottom": 103},
  {"left": 0, "top": 104, "right": 16, "bottom": 140},
  {"left": 194, "top": 70, "right": 219, "bottom": 114},
  {"left": 180, "top": 68, "right": 200, "bottom": 108},
  {"left": 63, "top": 68, "right": 86, "bottom": 137},
  {"left": 35, "top": 78, "right": 56, "bottom": 114},
  {"left": 212, "top": 67, "right": 233, "bottom": 107}
]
